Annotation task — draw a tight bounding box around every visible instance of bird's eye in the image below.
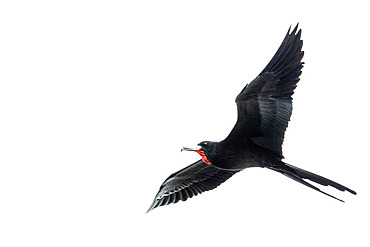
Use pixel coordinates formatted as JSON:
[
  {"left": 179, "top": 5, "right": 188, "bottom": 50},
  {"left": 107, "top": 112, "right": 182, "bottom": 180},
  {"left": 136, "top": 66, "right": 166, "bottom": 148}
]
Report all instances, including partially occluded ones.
[{"left": 203, "top": 142, "right": 208, "bottom": 146}]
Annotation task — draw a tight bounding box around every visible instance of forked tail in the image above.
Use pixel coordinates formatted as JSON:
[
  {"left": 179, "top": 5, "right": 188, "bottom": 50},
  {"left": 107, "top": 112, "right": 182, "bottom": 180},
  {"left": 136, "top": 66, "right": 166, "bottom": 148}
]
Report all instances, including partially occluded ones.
[{"left": 269, "top": 162, "right": 356, "bottom": 202}]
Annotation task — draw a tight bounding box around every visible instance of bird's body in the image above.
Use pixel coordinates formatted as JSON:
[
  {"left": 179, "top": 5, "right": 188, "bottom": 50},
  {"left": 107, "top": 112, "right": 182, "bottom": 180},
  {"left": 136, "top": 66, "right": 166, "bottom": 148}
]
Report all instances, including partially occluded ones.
[
  {"left": 147, "top": 24, "right": 356, "bottom": 212},
  {"left": 204, "top": 140, "right": 279, "bottom": 170}
]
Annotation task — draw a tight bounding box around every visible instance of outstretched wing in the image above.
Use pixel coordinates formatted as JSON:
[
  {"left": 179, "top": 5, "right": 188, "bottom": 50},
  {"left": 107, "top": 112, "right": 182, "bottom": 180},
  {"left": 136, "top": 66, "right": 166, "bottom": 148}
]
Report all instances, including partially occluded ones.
[
  {"left": 147, "top": 160, "right": 239, "bottom": 212},
  {"left": 224, "top": 24, "right": 304, "bottom": 157}
]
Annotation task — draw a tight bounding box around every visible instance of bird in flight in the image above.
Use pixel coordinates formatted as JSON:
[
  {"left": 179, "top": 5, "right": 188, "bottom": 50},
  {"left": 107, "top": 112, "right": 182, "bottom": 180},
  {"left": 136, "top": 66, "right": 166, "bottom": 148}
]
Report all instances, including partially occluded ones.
[{"left": 147, "top": 24, "right": 356, "bottom": 212}]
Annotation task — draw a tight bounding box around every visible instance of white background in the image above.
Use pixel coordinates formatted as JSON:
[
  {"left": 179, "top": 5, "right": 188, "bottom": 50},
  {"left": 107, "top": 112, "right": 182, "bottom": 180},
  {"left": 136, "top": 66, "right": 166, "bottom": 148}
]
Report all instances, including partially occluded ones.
[{"left": 1, "top": 1, "right": 369, "bottom": 246}]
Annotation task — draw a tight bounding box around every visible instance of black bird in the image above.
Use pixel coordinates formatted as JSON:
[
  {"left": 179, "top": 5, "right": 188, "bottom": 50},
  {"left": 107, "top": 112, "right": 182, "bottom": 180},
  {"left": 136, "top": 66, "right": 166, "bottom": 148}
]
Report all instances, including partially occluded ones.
[{"left": 147, "top": 24, "right": 356, "bottom": 212}]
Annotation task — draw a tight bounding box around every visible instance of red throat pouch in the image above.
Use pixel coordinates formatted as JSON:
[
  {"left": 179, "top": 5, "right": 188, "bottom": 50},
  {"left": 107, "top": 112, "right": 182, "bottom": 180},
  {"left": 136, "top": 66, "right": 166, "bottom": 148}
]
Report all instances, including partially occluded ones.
[{"left": 195, "top": 151, "right": 212, "bottom": 165}]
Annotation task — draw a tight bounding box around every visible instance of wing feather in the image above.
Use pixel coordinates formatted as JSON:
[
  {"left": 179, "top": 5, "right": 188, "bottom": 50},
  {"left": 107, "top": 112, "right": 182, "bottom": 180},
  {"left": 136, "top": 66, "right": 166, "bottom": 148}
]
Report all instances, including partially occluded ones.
[
  {"left": 147, "top": 160, "right": 238, "bottom": 212},
  {"left": 224, "top": 24, "right": 304, "bottom": 157}
]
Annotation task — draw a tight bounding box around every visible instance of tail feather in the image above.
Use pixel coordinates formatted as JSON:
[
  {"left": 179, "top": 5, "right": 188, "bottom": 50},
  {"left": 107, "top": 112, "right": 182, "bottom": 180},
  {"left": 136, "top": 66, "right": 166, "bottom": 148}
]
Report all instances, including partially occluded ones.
[
  {"left": 285, "top": 164, "right": 357, "bottom": 195},
  {"left": 282, "top": 171, "right": 344, "bottom": 202},
  {"left": 269, "top": 162, "right": 356, "bottom": 202}
]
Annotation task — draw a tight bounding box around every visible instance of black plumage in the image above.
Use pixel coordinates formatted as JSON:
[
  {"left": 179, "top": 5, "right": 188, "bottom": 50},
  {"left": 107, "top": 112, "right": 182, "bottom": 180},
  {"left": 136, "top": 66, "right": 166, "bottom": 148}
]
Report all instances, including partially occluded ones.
[
  {"left": 147, "top": 24, "right": 356, "bottom": 213},
  {"left": 147, "top": 160, "right": 238, "bottom": 212}
]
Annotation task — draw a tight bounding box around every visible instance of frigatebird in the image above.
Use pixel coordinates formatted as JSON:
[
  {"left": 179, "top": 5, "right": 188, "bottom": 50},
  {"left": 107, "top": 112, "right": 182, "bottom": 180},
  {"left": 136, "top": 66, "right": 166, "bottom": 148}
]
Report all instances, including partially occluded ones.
[{"left": 147, "top": 24, "right": 356, "bottom": 212}]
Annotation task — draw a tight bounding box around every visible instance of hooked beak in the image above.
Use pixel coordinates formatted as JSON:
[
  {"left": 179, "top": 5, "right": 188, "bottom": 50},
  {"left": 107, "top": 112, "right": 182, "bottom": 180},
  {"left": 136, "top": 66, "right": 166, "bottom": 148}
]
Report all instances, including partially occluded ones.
[{"left": 181, "top": 145, "right": 202, "bottom": 152}]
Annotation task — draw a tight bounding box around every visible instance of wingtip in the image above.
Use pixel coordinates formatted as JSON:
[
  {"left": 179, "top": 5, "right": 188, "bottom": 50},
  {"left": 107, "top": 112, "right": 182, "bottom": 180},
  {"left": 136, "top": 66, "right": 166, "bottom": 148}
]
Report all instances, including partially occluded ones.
[
  {"left": 286, "top": 23, "right": 301, "bottom": 36},
  {"left": 146, "top": 199, "right": 159, "bottom": 213},
  {"left": 291, "top": 23, "right": 300, "bottom": 35},
  {"left": 146, "top": 204, "right": 155, "bottom": 214}
]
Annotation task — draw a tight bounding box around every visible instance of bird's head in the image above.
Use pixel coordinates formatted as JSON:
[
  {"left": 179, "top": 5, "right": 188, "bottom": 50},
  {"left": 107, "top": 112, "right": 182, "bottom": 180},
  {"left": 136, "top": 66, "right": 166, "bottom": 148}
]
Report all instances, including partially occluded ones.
[{"left": 181, "top": 141, "right": 217, "bottom": 165}]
